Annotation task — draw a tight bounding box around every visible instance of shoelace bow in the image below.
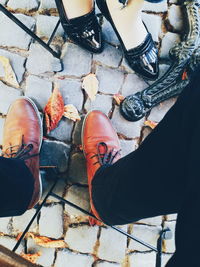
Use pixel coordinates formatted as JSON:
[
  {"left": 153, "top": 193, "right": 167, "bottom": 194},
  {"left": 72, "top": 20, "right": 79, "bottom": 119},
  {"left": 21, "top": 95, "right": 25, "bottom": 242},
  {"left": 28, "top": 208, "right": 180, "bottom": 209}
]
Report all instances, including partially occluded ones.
[{"left": 90, "top": 142, "right": 120, "bottom": 166}]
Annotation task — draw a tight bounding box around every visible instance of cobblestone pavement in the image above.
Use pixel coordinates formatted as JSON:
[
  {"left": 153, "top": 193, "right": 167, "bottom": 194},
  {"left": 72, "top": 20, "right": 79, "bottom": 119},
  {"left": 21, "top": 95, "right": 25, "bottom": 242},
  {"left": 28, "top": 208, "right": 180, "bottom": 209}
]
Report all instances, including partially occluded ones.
[{"left": 0, "top": 0, "right": 183, "bottom": 266}]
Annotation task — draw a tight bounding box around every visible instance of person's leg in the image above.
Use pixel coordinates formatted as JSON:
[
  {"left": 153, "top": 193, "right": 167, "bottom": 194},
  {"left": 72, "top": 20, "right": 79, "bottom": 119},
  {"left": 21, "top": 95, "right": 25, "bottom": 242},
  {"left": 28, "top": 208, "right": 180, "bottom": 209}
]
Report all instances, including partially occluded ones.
[{"left": 62, "top": 0, "right": 93, "bottom": 19}]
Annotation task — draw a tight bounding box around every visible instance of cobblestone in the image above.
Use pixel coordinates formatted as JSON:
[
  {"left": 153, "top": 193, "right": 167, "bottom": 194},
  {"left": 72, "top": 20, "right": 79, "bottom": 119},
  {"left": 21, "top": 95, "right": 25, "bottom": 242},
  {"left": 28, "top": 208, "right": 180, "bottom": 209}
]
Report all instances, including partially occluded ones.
[
  {"left": 143, "top": 1, "right": 168, "bottom": 12},
  {"left": 102, "top": 19, "right": 120, "bottom": 46},
  {"left": 7, "top": 0, "right": 39, "bottom": 11},
  {"left": 142, "top": 13, "right": 162, "bottom": 42},
  {"left": 137, "top": 216, "right": 163, "bottom": 226},
  {"left": 96, "top": 262, "right": 120, "bottom": 267},
  {"left": 0, "top": 236, "right": 24, "bottom": 254},
  {"left": 0, "top": 117, "right": 5, "bottom": 145},
  {"left": 168, "top": 5, "right": 184, "bottom": 32},
  {"left": 39, "top": 0, "right": 56, "bottom": 11},
  {"left": 12, "top": 209, "right": 38, "bottom": 234},
  {"left": 68, "top": 152, "right": 87, "bottom": 185},
  {"left": 0, "top": 217, "right": 12, "bottom": 235},
  {"left": 129, "top": 252, "right": 156, "bottom": 267},
  {"left": 84, "top": 94, "right": 113, "bottom": 115},
  {"left": 163, "top": 221, "right": 176, "bottom": 253},
  {"left": 160, "top": 32, "right": 181, "bottom": 59},
  {"left": 122, "top": 73, "right": 148, "bottom": 97},
  {"left": 120, "top": 139, "right": 138, "bottom": 157}
]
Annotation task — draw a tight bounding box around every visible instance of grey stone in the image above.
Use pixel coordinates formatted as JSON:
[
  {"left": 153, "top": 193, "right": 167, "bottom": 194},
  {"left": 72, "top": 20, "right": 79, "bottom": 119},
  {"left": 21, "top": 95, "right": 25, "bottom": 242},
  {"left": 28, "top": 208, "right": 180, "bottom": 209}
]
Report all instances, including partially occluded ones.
[
  {"left": 39, "top": 0, "right": 56, "bottom": 11},
  {"left": 39, "top": 204, "right": 64, "bottom": 239},
  {"left": 0, "top": 217, "right": 12, "bottom": 235},
  {"left": 93, "top": 43, "right": 122, "bottom": 68},
  {"left": 65, "top": 225, "right": 98, "bottom": 253},
  {"left": 45, "top": 179, "right": 67, "bottom": 203},
  {"left": 55, "top": 250, "right": 94, "bottom": 267},
  {"left": 143, "top": 1, "right": 168, "bottom": 12},
  {"left": 68, "top": 152, "right": 87, "bottom": 185},
  {"left": 160, "top": 32, "right": 181, "bottom": 59},
  {"left": 12, "top": 209, "right": 38, "bottom": 234},
  {"left": 25, "top": 75, "right": 52, "bottom": 111},
  {"left": 0, "top": 82, "right": 22, "bottom": 115},
  {"left": 120, "top": 57, "right": 135, "bottom": 74},
  {"left": 120, "top": 139, "right": 138, "bottom": 158},
  {"left": 163, "top": 221, "right": 176, "bottom": 253},
  {"left": 0, "top": 49, "right": 26, "bottom": 84},
  {"left": 162, "top": 254, "right": 173, "bottom": 267},
  {"left": 26, "top": 43, "right": 62, "bottom": 75},
  {"left": 0, "top": 236, "right": 24, "bottom": 254},
  {"left": 57, "top": 78, "right": 84, "bottom": 111},
  {"left": 122, "top": 73, "right": 148, "bottom": 97},
  {"left": 0, "top": 13, "right": 35, "bottom": 49},
  {"left": 0, "top": 0, "right": 7, "bottom": 5},
  {"left": 157, "top": 64, "right": 171, "bottom": 80},
  {"left": 36, "top": 15, "right": 64, "bottom": 38},
  {"left": 102, "top": 19, "right": 120, "bottom": 46},
  {"left": 7, "top": 0, "right": 39, "bottom": 11},
  {"left": 59, "top": 43, "right": 92, "bottom": 77},
  {"left": 129, "top": 252, "right": 156, "bottom": 267},
  {"left": 137, "top": 216, "right": 163, "bottom": 226},
  {"left": 168, "top": 5, "right": 184, "bottom": 32},
  {"left": 111, "top": 106, "right": 144, "bottom": 139},
  {"left": 142, "top": 13, "right": 162, "bottom": 42},
  {"left": 96, "top": 66, "right": 124, "bottom": 94},
  {"left": 96, "top": 262, "right": 120, "bottom": 267},
  {"left": 166, "top": 214, "right": 177, "bottom": 221},
  {"left": 0, "top": 117, "right": 5, "bottom": 145},
  {"left": 84, "top": 94, "right": 113, "bottom": 115},
  {"left": 72, "top": 115, "right": 85, "bottom": 145},
  {"left": 47, "top": 117, "right": 74, "bottom": 143},
  {"left": 40, "top": 140, "right": 71, "bottom": 173}
]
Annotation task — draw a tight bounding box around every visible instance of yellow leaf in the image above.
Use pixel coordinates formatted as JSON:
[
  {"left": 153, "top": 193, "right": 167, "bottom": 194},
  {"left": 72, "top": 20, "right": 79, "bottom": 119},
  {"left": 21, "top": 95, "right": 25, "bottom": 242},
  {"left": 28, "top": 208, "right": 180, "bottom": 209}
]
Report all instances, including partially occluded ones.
[
  {"left": 113, "top": 94, "right": 125, "bottom": 106},
  {"left": 144, "top": 120, "right": 158, "bottom": 129},
  {"left": 63, "top": 104, "right": 81, "bottom": 122},
  {"left": 0, "top": 56, "right": 19, "bottom": 88},
  {"left": 82, "top": 73, "right": 98, "bottom": 101},
  {"left": 20, "top": 252, "right": 42, "bottom": 264},
  {"left": 27, "top": 233, "right": 67, "bottom": 248}
]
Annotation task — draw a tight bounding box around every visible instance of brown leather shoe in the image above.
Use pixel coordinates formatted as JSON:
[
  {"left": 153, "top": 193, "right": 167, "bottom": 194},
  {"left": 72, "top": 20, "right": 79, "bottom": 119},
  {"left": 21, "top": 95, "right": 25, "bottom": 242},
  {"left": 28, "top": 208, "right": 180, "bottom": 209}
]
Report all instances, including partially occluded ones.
[
  {"left": 2, "top": 97, "right": 43, "bottom": 209},
  {"left": 82, "top": 110, "right": 121, "bottom": 224}
]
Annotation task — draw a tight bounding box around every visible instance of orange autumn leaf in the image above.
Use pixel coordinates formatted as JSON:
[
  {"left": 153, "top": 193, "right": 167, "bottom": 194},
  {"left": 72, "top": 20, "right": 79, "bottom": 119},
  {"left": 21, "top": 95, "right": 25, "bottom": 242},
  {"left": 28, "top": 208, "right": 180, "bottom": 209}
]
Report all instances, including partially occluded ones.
[
  {"left": 82, "top": 73, "right": 99, "bottom": 101},
  {"left": 89, "top": 216, "right": 104, "bottom": 226},
  {"left": 144, "top": 120, "right": 158, "bottom": 129},
  {"left": 27, "top": 233, "right": 67, "bottom": 248},
  {"left": 44, "top": 87, "right": 64, "bottom": 133},
  {"left": 20, "top": 252, "right": 42, "bottom": 264},
  {"left": 63, "top": 104, "right": 81, "bottom": 122},
  {"left": 113, "top": 94, "right": 125, "bottom": 106},
  {"left": 182, "top": 70, "right": 188, "bottom": 81}
]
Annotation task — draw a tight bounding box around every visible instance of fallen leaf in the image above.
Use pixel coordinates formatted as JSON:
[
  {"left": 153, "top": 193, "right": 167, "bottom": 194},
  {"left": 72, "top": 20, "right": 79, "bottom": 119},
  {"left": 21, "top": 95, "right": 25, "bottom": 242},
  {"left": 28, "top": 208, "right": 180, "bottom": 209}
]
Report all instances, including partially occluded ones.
[
  {"left": 0, "top": 56, "right": 19, "bottom": 88},
  {"left": 82, "top": 73, "right": 98, "bottom": 101},
  {"left": 182, "top": 70, "right": 188, "bottom": 81},
  {"left": 63, "top": 104, "right": 81, "bottom": 122},
  {"left": 144, "top": 120, "right": 158, "bottom": 129},
  {"left": 27, "top": 233, "right": 67, "bottom": 248},
  {"left": 44, "top": 87, "right": 64, "bottom": 133},
  {"left": 113, "top": 94, "right": 125, "bottom": 105},
  {"left": 20, "top": 252, "right": 42, "bottom": 264}
]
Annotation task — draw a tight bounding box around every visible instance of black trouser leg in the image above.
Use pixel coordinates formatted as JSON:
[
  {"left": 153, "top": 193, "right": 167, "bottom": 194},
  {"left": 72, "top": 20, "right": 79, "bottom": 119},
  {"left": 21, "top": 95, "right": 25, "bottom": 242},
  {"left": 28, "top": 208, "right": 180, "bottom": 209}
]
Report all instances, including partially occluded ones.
[
  {"left": 0, "top": 157, "right": 34, "bottom": 217},
  {"left": 92, "top": 67, "right": 200, "bottom": 266}
]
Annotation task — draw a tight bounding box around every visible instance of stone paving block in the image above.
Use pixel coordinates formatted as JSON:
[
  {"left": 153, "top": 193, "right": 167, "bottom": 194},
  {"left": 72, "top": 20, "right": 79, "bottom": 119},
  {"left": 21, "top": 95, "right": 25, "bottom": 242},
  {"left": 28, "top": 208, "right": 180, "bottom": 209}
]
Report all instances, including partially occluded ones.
[
  {"left": 96, "top": 262, "right": 120, "bottom": 267},
  {"left": 0, "top": 236, "right": 24, "bottom": 254},
  {"left": 166, "top": 214, "right": 177, "bottom": 221},
  {"left": 68, "top": 152, "right": 87, "bottom": 185},
  {"left": 98, "top": 227, "right": 127, "bottom": 262},
  {"left": 0, "top": 0, "right": 6, "bottom": 5},
  {"left": 84, "top": 94, "right": 113, "bottom": 115},
  {"left": 65, "top": 225, "right": 98, "bottom": 253},
  {"left": 55, "top": 249, "right": 94, "bottom": 267},
  {"left": 0, "top": 81, "right": 22, "bottom": 115},
  {"left": 47, "top": 117, "right": 74, "bottom": 142},
  {"left": 129, "top": 224, "right": 161, "bottom": 252},
  {"left": 120, "top": 57, "right": 135, "bottom": 74},
  {"left": 39, "top": 0, "right": 57, "bottom": 11},
  {"left": 96, "top": 66, "right": 124, "bottom": 94},
  {"left": 148, "top": 98, "right": 177, "bottom": 123},
  {"left": 122, "top": 73, "right": 148, "bottom": 97},
  {"left": 163, "top": 221, "right": 176, "bottom": 253},
  {"left": 137, "top": 216, "right": 163, "bottom": 226},
  {"left": 0, "top": 117, "right": 5, "bottom": 145},
  {"left": 129, "top": 252, "right": 156, "bottom": 267},
  {"left": 27, "top": 238, "right": 55, "bottom": 267},
  {"left": 157, "top": 64, "right": 171, "bottom": 80},
  {"left": 39, "top": 204, "right": 64, "bottom": 239},
  {"left": 26, "top": 43, "right": 62, "bottom": 75},
  {"left": 120, "top": 139, "right": 138, "bottom": 158},
  {"left": 162, "top": 253, "right": 173, "bottom": 267},
  {"left": 7, "top": 0, "right": 39, "bottom": 11},
  {"left": 143, "top": 1, "right": 168, "bottom": 12},
  {"left": 40, "top": 140, "right": 71, "bottom": 173},
  {"left": 25, "top": 75, "right": 52, "bottom": 111},
  {"left": 160, "top": 32, "right": 181, "bottom": 59},
  {"left": 72, "top": 115, "right": 84, "bottom": 145},
  {"left": 0, "top": 13, "right": 35, "bottom": 49},
  {"left": 60, "top": 43, "right": 92, "bottom": 77},
  {"left": 36, "top": 15, "right": 64, "bottom": 38},
  {"left": 111, "top": 106, "right": 144, "bottom": 139},
  {"left": 45, "top": 178, "right": 67, "bottom": 203},
  {"left": 93, "top": 43, "right": 122, "bottom": 68},
  {"left": 0, "top": 217, "right": 12, "bottom": 235},
  {"left": 64, "top": 185, "right": 90, "bottom": 217},
  {"left": 12, "top": 209, "right": 38, "bottom": 234},
  {"left": 102, "top": 19, "right": 120, "bottom": 46},
  {"left": 0, "top": 49, "right": 26, "bottom": 84},
  {"left": 58, "top": 78, "right": 84, "bottom": 111},
  {"left": 168, "top": 5, "right": 184, "bottom": 32},
  {"left": 142, "top": 13, "right": 162, "bottom": 42}
]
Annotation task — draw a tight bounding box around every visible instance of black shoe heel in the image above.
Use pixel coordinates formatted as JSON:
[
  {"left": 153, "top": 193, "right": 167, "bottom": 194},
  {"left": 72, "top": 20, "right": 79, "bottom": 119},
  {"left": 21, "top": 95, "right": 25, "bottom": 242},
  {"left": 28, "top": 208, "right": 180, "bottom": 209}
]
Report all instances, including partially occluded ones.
[
  {"left": 96, "top": 0, "right": 159, "bottom": 79},
  {"left": 55, "top": 0, "right": 103, "bottom": 53}
]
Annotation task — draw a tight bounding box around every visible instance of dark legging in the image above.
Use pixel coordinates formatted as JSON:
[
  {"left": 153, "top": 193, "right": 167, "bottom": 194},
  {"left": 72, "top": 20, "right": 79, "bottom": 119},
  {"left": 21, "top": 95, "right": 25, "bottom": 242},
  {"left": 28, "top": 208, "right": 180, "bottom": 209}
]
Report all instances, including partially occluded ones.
[{"left": 92, "top": 66, "right": 200, "bottom": 266}]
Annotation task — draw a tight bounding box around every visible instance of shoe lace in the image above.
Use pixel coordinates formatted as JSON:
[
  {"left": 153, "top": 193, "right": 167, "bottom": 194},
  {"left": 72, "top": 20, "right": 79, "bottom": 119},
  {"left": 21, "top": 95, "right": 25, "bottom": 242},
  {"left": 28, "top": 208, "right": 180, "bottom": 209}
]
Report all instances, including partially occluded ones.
[{"left": 90, "top": 142, "right": 120, "bottom": 166}]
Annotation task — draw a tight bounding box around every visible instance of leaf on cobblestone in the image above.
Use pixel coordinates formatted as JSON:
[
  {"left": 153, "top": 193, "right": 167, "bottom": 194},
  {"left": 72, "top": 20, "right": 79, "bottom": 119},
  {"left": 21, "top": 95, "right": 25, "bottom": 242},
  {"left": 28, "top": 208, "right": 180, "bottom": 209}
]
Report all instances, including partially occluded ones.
[
  {"left": 20, "top": 252, "right": 42, "bottom": 264},
  {"left": 182, "top": 70, "right": 188, "bottom": 80},
  {"left": 44, "top": 87, "right": 64, "bottom": 133},
  {"left": 144, "top": 120, "right": 158, "bottom": 129},
  {"left": 63, "top": 104, "right": 81, "bottom": 122},
  {"left": 113, "top": 94, "right": 125, "bottom": 105},
  {"left": 27, "top": 233, "right": 67, "bottom": 248},
  {"left": 0, "top": 56, "right": 19, "bottom": 88},
  {"left": 82, "top": 73, "right": 99, "bottom": 101}
]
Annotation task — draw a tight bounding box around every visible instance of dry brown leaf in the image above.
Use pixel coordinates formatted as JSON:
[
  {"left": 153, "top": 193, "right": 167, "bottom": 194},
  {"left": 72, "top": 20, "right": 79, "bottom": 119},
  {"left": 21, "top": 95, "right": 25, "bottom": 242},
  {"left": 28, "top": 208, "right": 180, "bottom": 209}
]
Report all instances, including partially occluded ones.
[
  {"left": 144, "top": 120, "right": 158, "bottom": 129},
  {"left": 20, "top": 252, "right": 42, "bottom": 264},
  {"left": 113, "top": 94, "right": 125, "bottom": 106},
  {"left": 63, "top": 104, "right": 81, "bottom": 122},
  {"left": 27, "top": 233, "right": 67, "bottom": 248},
  {"left": 0, "top": 56, "right": 19, "bottom": 88},
  {"left": 44, "top": 87, "right": 64, "bottom": 133},
  {"left": 82, "top": 73, "right": 98, "bottom": 101}
]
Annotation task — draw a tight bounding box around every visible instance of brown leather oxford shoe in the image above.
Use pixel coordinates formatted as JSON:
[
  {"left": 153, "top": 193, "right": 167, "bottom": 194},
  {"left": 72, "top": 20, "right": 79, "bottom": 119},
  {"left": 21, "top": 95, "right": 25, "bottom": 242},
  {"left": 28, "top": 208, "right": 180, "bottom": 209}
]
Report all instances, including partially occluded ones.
[
  {"left": 82, "top": 110, "right": 121, "bottom": 224},
  {"left": 2, "top": 97, "right": 43, "bottom": 209}
]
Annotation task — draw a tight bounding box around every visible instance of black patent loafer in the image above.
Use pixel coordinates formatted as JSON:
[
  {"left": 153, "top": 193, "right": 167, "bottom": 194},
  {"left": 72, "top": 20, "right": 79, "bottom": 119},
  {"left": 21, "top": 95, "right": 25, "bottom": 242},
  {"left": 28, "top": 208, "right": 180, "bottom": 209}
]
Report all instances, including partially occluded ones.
[
  {"left": 55, "top": 0, "right": 103, "bottom": 53},
  {"left": 96, "top": 0, "right": 159, "bottom": 79}
]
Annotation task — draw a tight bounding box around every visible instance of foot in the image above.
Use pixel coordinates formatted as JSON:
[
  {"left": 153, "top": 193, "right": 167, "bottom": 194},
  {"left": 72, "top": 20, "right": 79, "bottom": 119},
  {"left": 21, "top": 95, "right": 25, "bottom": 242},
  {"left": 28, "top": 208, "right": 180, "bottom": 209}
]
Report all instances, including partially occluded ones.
[
  {"left": 82, "top": 110, "right": 121, "bottom": 224},
  {"left": 62, "top": 0, "right": 93, "bottom": 19},
  {"left": 2, "top": 97, "right": 43, "bottom": 209}
]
